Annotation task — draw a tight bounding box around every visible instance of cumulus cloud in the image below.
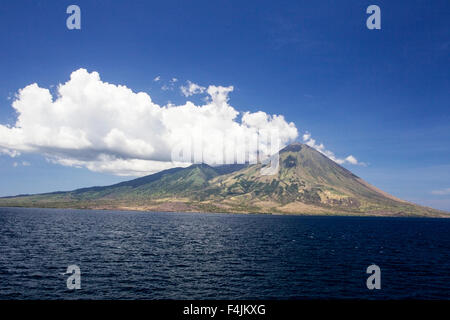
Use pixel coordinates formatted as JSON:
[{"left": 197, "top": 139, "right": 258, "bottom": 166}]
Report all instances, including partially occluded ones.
[
  {"left": 302, "top": 132, "right": 364, "bottom": 166},
  {"left": 153, "top": 76, "right": 160, "bottom": 82},
  {"left": 431, "top": 188, "right": 450, "bottom": 196},
  {"left": 13, "top": 161, "right": 30, "bottom": 168},
  {"left": 180, "top": 81, "right": 206, "bottom": 97},
  {"left": 1, "top": 147, "right": 20, "bottom": 157},
  {"left": 0, "top": 68, "right": 298, "bottom": 176},
  {"left": 161, "top": 84, "right": 171, "bottom": 91}
]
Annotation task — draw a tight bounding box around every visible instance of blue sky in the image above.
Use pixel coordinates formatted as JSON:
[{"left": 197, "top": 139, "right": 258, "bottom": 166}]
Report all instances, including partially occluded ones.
[{"left": 0, "top": 0, "right": 449, "bottom": 211}]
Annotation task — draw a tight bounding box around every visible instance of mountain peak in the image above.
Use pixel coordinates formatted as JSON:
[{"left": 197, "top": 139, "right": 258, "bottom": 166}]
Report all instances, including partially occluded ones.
[
  {"left": 188, "top": 163, "right": 214, "bottom": 170},
  {"left": 280, "top": 142, "right": 304, "bottom": 153}
]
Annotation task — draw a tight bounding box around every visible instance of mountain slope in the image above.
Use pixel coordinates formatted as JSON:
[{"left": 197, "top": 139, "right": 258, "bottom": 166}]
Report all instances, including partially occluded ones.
[
  {"left": 0, "top": 143, "right": 447, "bottom": 217},
  {"left": 197, "top": 143, "right": 436, "bottom": 216}
]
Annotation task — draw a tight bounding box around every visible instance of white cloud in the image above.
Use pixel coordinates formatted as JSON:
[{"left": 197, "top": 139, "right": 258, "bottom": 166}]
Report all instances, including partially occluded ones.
[
  {"left": 12, "top": 161, "right": 30, "bottom": 168},
  {"left": 1, "top": 148, "right": 20, "bottom": 157},
  {"left": 161, "top": 77, "right": 179, "bottom": 91},
  {"left": 180, "top": 81, "right": 206, "bottom": 97},
  {"left": 431, "top": 188, "right": 450, "bottom": 196},
  {"left": 49, "top": 156, "right": 189, "bottom": 177},
  {"left": 302, "top": 132, "right": 364, "bottom": 166},
  {"left": 344, "top": 155, "right": 358, "bottom": 165},
  {"left": 153, "top": 76, "right": 160, "bottom": 82},
  {"left": 0, "top": 68, "right": 298, "bottom": 176}
]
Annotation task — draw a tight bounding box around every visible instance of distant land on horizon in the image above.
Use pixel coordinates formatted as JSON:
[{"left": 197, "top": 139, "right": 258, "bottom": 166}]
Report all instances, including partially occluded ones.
[{"left": 0, "top": 143, "right": 448, "bottom": 218}]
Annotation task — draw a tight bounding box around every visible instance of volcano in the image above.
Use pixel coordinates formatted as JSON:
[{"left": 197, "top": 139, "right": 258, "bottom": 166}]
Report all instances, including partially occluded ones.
[{"left": 0, "top": 143, "right": 447, "bottom": 217}]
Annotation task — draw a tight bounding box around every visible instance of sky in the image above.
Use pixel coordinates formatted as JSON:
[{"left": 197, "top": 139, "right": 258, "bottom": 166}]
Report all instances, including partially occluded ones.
[{"left": 0, "top": 0, "right": 449, "bottom": 211}]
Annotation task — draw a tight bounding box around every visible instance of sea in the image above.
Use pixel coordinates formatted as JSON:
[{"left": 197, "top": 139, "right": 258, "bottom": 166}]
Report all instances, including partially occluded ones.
[{"left": 0, "top": 207, "right": 449, "bottom": 299}]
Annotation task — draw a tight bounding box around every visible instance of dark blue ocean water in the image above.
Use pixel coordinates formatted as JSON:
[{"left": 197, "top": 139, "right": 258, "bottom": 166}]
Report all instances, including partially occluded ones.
[{"left": 0, "top": 207, "right": 449, "bottom": 300}]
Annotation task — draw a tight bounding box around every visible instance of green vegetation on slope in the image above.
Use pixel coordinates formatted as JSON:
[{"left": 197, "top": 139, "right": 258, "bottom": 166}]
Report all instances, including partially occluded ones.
[{"left": 0, "top": 143, "right": 447, "bottom": 217}]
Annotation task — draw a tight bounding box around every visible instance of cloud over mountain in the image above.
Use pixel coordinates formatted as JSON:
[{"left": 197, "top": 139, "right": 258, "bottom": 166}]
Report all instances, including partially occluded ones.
[
  {"left": 0, "top": 69, "right": 298, "bottom": 176},
  {"left": 302, "top": 132, "right": 364, "bottom": 166}
]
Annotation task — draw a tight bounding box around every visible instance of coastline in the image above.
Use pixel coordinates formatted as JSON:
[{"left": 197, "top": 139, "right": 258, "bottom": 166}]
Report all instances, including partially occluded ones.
[{"left": 1, "top": 204, "right": 449, "bottom": 218}]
